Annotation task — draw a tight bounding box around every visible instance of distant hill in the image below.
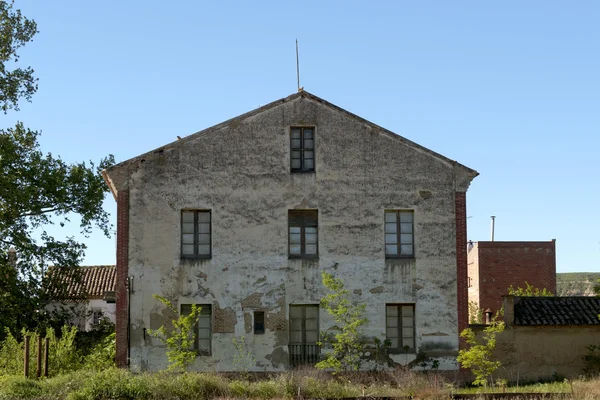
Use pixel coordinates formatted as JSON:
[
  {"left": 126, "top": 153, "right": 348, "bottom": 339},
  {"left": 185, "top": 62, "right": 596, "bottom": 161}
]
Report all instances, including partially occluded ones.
[{"left": 556, "top": 273, "right": 600, "bottom": 296}]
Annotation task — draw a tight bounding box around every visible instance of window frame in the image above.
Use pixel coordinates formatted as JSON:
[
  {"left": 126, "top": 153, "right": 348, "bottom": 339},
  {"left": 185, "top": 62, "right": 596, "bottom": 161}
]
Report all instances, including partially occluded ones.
[
  {"left": 385, "top": 303, "right": 416, "bottom": 354},
  {"left": 180, "top": 210, "right": 212, "bottom": 259},
  {"left": 384, "top": 210, "right": 415, "bottom": 259},
  {"left": 289, "top": 304, "right": 320, "bottom": 345},
  {"left": 290, "top": 126, "right": 316, "bottom": 173},
  {"left": 91, "top": 309, "right": 102, "bottom": 326},
  {"left": 288, "top": 210, "right": 319, "bottom": 259},
  {"left": 181, "top": 303, "right": 212, "bottom": 356}
]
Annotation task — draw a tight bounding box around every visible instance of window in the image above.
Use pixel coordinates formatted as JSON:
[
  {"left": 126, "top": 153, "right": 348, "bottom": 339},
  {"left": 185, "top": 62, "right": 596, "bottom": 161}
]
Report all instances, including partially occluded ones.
[
  {"left": 290, "top": 127, "right": 315, "bottom": 172},
  {"left": 181, "top": 210, "right": 211, "bottom": 259},
  {"left": 288, "top": 210, "right": 318, "bottom": 258},
  {"left": 385, "top": 210, "right": 414, "bottom": 258},
  {"left": 181, "top": 304, "right": 212, "bottom": 355},
  {"left": 91, "top": 309, "right": 102, "bottom": 326},
  {"left": 386, "top": 304, "right": 415, "bottom": 352},
  {"left": 254, "top": 311, "right": 265, "bottom": 334},
  {"left": 289, "top": 305, "right": 320, "bottom": 366}
]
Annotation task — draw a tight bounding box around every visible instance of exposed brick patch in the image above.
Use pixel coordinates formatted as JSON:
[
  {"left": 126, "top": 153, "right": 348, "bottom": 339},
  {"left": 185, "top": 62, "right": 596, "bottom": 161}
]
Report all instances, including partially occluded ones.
[
  {"left": 213, "top": 303, "right": 237, "bottom": 333},
  {"left": 266, "top": 297, "right": 286, "bottom": 331},
  {"left": 116, "top": 189, "right": 129, "bottom": 368},
  {"left": 469, "top": 241, "right": 557, "bottom": 314},
  {"left": 369, "top": 286, "right": 384, "bottom": 294},
  {"left": 244, "top": 312, "right": 252, "bottom": 333},
  {"left": 241, "top": 292, "right": 263, "bottom": 309},
  {"left": 455, "top": 191, "right": 468, "bottom": 350}
]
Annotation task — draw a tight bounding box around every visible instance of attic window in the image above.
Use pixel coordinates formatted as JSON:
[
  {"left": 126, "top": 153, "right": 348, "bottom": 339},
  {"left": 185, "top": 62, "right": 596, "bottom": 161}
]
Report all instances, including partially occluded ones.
[{"left": 290, "top": 127, "right": 315, "bottom": 172}]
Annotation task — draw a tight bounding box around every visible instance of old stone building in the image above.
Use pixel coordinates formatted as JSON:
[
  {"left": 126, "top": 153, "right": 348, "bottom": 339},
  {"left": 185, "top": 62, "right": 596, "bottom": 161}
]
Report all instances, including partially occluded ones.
[{"left": 103, "top": 91, "right": 478, "bottom": 371}]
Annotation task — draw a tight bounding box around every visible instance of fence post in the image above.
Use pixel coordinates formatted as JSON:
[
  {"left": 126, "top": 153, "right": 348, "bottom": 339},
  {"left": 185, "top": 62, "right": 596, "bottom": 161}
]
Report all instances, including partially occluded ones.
[
  {"left": 24, "top": 336, "right": 30, "bottom": 378},
  {"left": 43, "top": 337, "right": 49, "bottom": 377},
  {"left": 36, "top": 335, "right": 42, "bottom": 378}
]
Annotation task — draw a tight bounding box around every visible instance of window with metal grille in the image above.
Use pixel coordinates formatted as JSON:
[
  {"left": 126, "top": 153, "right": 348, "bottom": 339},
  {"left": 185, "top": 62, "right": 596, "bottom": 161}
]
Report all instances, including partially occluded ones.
[
  {"left": 181, "top": 304, "right": 212, "bottom": 355},
  {"left": 181, "top": 210, "right": 211, "bottom": 259},
  {"left": 384, "top": 210, "right": 414, "bottom": 258},
  {"left": 288, "top": 210, "right": 318, "bottom": 258},
  {"left": 290, "top": 127, "right": 315, "bottom": 172},
  {"left": 254, "top": 311, "right": 265, "bottom": 335},
  {"left": 385, "top": 304, "right": 415, "bottom": 352},
  {"left": 289, "top": 305, "right": 320, "bottom": 366}
]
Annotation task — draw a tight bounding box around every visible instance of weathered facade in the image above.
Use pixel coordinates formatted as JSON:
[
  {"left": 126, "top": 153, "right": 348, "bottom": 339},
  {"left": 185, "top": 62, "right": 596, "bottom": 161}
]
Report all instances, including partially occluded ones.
[
  {"left": 45, "top": 265, "right": 117, "bottom": 331},
  {"left": 103, "top": 91, "right": 477, "bottom": 371}
]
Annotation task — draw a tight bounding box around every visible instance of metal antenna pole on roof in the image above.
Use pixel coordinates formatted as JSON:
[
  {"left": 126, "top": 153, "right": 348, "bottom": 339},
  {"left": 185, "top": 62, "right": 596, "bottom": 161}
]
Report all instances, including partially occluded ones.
[{"left": 296, "top": 39, "right": 301, "bottom": 92}]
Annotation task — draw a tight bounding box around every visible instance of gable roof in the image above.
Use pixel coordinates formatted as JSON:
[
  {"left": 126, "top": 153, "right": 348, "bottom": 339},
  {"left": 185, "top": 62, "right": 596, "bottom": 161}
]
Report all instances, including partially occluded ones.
[
  {"left": 513, "top": 296, "right": 600, "bottom": 326},
  {"left": 103, "top": 91, "right": 478, "bottom": 197},
  {"left": 46, "top": 265, "right": 116, "bottom": 301}
]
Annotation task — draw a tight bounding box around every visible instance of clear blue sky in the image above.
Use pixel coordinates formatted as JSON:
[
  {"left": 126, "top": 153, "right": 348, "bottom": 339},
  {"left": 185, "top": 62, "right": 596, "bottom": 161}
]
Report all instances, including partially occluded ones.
[{"left": 6, "top": 1, "right": 599, "bottom": 273}]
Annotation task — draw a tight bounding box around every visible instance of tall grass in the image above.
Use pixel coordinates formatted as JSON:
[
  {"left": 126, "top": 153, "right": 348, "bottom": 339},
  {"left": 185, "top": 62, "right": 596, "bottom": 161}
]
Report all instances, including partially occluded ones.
[{"left": 0, "top": 367, "right": 598, "bottom": 399}]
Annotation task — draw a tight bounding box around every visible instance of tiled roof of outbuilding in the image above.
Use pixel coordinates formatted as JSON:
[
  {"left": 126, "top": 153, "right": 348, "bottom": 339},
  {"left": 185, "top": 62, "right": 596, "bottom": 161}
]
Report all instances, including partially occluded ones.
[
  {"left": 513, "top": 296, "right": 600, "bottom": 326},
  {"left": 46, "top": 265, "right": 116, "bottom": 300}
]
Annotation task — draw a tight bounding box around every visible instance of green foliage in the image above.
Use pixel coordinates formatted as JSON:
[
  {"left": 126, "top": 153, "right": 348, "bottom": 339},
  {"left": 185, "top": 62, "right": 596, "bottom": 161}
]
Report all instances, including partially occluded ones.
[
  {"left": 316, "top": 270, "right": 368, "bottom": 372},
  {"left": 232, "top": 336, "right": 256, "bottom": 378},
  {"left": 594, "top": 278, "right": 600, "bottom": 296},
  {"left": 508, "top": 282, "right": 553, "bottom": 297},
  {"left": 68, "top": 368, "right": 150, "bottom": 400},
  {"left": 0, "top": 0, "right": 38, "bottom": 113},
  {"left": 468, "top": 301, "right": 484, "bottom": 324},
  {"left": 0, "top": 325, "right": 86, "bottom": 377},
  {"left": 0, "top": 328, "right": 22, "bottom": 375},
  {"left": 0, "top": 0, "right": 115, "bottom": 339},
  {"left": 147, "top": 294, "right": 201, "bottom": 372},
  {"left": 583, "top": 344, "right": 600, "bottom": 377},
  {"left": 82, "top": 332, "right": 116, "bottom": 372},
  {"left": 457, "top": 316, "right": 505, "bottom": 387},
  {"left": 45, "top": 325, "right": 82, "bottom": 376}
]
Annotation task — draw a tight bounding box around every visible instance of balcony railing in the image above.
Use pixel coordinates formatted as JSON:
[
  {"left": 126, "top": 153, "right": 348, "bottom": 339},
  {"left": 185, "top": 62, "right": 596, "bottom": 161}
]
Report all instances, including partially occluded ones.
[{"left": 289, "top": 343, "right": 320, "bottom": 367}]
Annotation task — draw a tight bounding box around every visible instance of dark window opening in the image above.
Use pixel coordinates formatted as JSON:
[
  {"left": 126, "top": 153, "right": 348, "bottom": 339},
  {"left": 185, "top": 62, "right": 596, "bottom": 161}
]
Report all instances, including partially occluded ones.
[{"left": 254, "top": 311, "right": 265, "bottom": 334}]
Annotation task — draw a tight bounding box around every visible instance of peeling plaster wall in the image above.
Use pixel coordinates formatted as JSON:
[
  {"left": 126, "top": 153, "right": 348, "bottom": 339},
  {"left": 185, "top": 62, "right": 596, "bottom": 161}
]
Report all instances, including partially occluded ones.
[{"left": 124, "top": 96, "right": 468, "bottom": 371}]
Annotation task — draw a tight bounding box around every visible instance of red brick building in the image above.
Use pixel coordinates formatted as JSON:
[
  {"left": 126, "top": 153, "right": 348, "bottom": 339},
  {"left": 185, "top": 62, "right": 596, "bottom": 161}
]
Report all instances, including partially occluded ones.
[{"left": 467, "top": 240, "right": 556, "bottom": 316}]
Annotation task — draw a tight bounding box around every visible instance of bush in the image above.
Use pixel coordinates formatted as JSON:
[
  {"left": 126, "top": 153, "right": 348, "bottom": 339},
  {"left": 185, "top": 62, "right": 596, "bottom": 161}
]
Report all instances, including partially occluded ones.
[{"left": 68, "top": 368, "right": 150, "bottom": 400}]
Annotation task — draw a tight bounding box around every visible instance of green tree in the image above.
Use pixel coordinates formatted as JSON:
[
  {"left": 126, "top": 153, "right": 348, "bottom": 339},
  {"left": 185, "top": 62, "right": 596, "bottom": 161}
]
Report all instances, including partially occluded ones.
[
  {"left": 316, "top": 270, "right": 368, "bottom": 372},
  {"left": 508, "top": 282, "right": 553, "bottom": 297},
  {"left": 457, "top": 316, "right": 505, "bottom": 387},
  {"left": 0, "top": 0, "right": 114, "bottom": 339},
  {"left": 147, "top": 295, "right": 201, "bottom": 371}
]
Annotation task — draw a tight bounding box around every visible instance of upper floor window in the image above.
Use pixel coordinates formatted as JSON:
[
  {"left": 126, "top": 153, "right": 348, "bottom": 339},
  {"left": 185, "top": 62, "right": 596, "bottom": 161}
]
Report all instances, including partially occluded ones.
[
  {"left": 181, "top": 210, "right": 211, "bottom": 259},
  {"left": 290, "top": 127, "right": 315, "bottom": 172},
  {"left": 288, "top": 210, "right": 318, "bottom": 258},
  {"left": 385, "top": 210, "right": 414, "bottom": 258}
]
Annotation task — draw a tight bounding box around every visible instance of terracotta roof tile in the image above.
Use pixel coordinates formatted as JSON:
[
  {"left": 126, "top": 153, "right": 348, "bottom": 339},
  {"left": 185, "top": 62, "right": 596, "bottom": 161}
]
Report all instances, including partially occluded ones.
[
  {"left": 513, "top": 296, "right": 600, "bottom": 326},
  {"left": 46, "top": 265, "right": 116, "bottom": 300}
]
